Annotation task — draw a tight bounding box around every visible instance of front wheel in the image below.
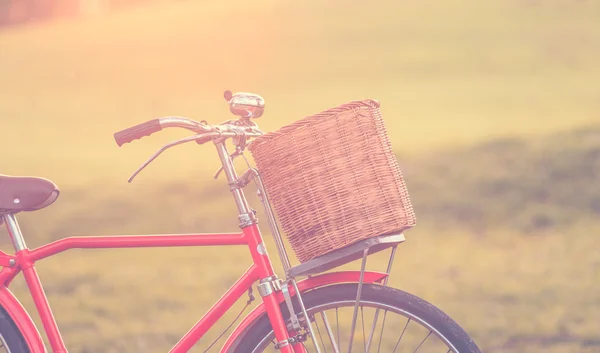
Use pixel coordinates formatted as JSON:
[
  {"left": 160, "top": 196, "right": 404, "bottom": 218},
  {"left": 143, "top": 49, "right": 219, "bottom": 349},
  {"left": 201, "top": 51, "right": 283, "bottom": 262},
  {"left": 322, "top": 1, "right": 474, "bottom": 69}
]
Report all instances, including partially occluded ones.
[
  {"left": 232, "top": 283, "right": 481, "bottom": 353},
  {"left": 0, "top": 306, "right": 30, "bottom": 353}
]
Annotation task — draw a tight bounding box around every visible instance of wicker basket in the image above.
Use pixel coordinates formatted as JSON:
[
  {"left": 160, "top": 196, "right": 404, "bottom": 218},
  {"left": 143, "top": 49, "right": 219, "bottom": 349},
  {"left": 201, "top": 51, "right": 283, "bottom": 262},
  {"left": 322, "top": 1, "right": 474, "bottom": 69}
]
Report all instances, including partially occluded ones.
[{"left": 248, "top": 99, "right": 416, "bottom": 263}]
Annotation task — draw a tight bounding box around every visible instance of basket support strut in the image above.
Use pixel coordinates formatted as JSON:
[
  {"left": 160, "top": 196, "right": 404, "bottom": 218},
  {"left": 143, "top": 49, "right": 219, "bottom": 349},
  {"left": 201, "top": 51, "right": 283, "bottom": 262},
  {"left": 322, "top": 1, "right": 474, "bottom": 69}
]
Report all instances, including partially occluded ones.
[
  {"left": 254, "top": 172, "right": 292, "bottom": 274},
  {"left": 347, "top": 248, "right": 369, "bottom": 353},
  {"left": 364, "top": 245, "right": 398, "bottom": 353}
]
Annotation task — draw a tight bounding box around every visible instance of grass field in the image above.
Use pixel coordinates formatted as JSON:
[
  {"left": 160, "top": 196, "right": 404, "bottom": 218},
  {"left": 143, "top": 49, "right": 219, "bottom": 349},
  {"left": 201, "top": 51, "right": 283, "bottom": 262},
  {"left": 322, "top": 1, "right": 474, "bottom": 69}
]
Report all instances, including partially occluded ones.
[{"left": 0, "top": 0, "right": 599, "bottom": 352}]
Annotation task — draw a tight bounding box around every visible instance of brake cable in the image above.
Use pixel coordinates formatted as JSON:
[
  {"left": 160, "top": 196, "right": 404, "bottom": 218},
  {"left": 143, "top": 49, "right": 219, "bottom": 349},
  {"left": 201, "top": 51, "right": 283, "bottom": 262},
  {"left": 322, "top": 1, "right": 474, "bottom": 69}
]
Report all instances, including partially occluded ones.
[
  {"left": 127, "top": 133, "right": 211, "bottom": 183},
  {"left": 202, "top": 287, "right": 255, "bottom": 353},
  {"left": 126, "top": 120, "right": 260, "bottom": 183}
]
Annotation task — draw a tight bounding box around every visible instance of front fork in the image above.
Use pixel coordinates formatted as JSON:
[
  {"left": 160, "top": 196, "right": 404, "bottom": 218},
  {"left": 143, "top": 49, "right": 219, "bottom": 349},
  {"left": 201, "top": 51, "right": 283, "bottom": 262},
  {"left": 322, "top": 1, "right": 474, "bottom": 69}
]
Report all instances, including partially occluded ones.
[{"left": 258, "top": 277, "right": 309, "bottom": 353}]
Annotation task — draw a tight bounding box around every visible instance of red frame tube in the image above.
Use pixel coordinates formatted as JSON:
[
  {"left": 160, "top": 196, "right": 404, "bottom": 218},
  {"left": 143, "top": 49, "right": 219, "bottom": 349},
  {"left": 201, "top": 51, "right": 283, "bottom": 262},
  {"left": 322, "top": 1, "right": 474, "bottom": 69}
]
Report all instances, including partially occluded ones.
[
  {"left": 170, "top": 265, "right": 260, "bottom": 353},
  {"left": 26, "top": 232, "right": 246, "bottom": 262},
  {"left": 0, "top": 287, "right": 46, "bottom": 353},
  {"left": 2, "top": 224, "right": 295, "bottom": 353},
  {"left": 20, "top": 263, "right": 67, "bottom": 353}
]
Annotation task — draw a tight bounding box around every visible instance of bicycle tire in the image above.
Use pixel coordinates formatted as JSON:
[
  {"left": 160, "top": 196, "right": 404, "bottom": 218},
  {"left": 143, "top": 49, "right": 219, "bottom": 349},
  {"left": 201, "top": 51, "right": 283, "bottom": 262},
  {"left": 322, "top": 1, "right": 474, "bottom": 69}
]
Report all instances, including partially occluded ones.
[
  {"left": 0, "top": 306, "right": 30, "bottom": 353},
  {"left": 230, "top": 283, "right": 482, "bottom": 353}
]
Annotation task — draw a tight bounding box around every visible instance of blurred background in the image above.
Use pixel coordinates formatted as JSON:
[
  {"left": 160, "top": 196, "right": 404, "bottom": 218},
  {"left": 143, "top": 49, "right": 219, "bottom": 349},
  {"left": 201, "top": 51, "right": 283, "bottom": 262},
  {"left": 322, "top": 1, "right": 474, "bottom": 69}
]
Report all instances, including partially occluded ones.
[{"left": 0, "top": 0, "right": 599, "bottom": 352}]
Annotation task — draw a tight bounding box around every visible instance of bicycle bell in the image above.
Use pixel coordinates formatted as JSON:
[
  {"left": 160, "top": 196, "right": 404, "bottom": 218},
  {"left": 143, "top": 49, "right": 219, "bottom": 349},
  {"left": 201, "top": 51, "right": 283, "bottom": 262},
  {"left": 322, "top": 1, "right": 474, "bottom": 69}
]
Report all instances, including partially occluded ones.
[{"left": 224, "top": 90, "right": 265, "bottom": 119}]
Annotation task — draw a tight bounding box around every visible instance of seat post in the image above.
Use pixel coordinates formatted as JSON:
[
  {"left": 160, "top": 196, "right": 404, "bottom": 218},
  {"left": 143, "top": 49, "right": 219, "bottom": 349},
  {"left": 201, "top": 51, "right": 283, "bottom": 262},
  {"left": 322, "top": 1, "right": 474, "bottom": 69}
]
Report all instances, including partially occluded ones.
[{"left": 2, "top": 214, "right": 28, "bottom": 251}]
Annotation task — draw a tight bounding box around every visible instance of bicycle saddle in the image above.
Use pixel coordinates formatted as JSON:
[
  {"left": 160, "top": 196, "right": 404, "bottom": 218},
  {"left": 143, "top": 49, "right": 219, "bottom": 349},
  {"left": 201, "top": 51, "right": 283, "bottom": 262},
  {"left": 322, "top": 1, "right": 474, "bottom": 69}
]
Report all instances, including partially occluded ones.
[{"left": 0, "top": 175, "right": 59, "bottom": 214}]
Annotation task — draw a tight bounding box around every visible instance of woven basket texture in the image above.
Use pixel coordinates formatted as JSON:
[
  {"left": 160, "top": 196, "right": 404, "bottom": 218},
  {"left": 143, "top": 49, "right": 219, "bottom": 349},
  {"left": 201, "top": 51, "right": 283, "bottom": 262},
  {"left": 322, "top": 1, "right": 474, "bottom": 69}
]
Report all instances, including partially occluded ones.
[{"left": 248, "top": 99, "right": 416, "bottom": 263}]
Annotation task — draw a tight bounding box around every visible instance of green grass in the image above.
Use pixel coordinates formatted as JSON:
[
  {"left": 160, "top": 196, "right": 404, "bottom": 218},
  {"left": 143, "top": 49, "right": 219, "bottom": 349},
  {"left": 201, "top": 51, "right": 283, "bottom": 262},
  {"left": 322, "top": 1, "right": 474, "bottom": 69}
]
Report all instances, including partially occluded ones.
[
  {"left": 405, "top": 124, "right": 600, "bottom": 232},
  {"left": 0, "top": 0, "right": 599, "bottom": 352}
]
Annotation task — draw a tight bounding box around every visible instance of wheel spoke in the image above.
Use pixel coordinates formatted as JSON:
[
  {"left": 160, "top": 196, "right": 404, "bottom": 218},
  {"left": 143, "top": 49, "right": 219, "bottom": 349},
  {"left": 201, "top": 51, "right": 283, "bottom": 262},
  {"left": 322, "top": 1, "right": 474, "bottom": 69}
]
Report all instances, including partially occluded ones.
[
  {"left": 321, "top": 311, "right": 340, "bottom": 353},
  {"left": 364, "top": 307, "right": 381, "bottom": 353},
  {"left": 314, "top": 315, "right": 328, "bottom": 353},
  {"left": 413, "top": 331, "right": 432, "bottom": 353},
  {"left": 392, "top": 318, "right": 411, "bottom": 353},
  {"left": 361, "top": 306, "right": 366, "bottom": 352},
  {"left": 376, "top": 310, "right": 388, "bottom": 353}
]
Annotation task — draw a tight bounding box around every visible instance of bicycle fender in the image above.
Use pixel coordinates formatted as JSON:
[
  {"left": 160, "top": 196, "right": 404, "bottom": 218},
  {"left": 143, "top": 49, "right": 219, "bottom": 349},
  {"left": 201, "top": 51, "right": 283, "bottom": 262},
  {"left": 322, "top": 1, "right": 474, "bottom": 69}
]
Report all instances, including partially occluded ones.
[
  {"left": 220, "top": 270, "right": 387, "bottom": 353},
  {"left": 0, "top": 287, "right": 46, "bottom": 353}
]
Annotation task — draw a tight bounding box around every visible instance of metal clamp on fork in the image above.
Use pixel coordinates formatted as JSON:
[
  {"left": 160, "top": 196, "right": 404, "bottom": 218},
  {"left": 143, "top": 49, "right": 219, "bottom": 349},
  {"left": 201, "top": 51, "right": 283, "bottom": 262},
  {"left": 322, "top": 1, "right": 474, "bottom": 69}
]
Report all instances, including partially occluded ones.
[
  {"left": 256, "top": 275, "right": 283, "bottom": 297},
  {"left": 281, "top": 280, "right": 302, "bottom": 332},
  {"left": 256, "top": 276, "right": 304, "bottom": 340}
]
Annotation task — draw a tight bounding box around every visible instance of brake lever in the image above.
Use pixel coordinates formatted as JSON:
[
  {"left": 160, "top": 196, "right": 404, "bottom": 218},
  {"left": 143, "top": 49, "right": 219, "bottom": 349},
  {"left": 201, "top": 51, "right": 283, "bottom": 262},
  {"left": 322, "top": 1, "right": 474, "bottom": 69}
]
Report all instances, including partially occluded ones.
[{"left": 128, "top": 133, "right": 209, "bottom": 183}]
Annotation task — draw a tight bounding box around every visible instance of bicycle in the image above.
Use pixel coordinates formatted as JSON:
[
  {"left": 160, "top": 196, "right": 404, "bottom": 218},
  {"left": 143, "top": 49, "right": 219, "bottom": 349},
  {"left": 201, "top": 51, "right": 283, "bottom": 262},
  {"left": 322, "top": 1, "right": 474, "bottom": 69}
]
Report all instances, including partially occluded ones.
[{"left": 0, "top": 91, "right": 482, "bottom": 353}]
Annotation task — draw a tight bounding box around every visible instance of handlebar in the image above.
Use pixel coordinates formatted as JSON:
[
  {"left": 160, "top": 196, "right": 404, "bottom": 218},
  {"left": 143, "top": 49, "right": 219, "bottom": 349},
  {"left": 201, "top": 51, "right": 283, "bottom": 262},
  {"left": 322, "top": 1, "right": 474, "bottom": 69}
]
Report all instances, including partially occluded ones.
[
  {"left": 114, "top": 116, "right": 211, "bottom": 147},
  {"left": 114, "top": 115, "right": 264, "bottom": 182}
]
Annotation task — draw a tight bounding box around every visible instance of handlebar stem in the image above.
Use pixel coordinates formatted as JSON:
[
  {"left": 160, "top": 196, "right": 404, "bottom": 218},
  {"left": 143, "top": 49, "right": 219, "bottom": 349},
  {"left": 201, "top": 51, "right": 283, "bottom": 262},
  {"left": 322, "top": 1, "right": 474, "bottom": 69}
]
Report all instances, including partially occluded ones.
[{"left": 214, "top": 141, "right": 256, "bottom": 228}]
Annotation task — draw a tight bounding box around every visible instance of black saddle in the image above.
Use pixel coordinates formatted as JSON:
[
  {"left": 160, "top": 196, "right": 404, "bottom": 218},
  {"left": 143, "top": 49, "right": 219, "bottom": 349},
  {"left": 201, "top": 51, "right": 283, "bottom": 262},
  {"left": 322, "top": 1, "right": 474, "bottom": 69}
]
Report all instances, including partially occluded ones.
[{"left": 0, "top": 175, "right": 59, "bottom": 214}]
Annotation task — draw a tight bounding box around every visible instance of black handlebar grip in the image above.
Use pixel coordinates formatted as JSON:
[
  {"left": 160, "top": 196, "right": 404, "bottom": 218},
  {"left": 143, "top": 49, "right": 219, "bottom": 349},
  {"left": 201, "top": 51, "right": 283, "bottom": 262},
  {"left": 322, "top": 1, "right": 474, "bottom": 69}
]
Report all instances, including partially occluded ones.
[{"left": 114, "top": 119, "right": 162, "bottom": 147}]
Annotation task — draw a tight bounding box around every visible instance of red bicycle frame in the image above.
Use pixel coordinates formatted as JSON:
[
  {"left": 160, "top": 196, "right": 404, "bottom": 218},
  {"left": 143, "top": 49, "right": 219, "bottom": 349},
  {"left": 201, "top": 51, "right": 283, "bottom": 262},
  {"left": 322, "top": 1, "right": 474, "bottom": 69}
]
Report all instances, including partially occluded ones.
[{"left": 0, "top": 223, "right": 303, "bottom": 353}]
